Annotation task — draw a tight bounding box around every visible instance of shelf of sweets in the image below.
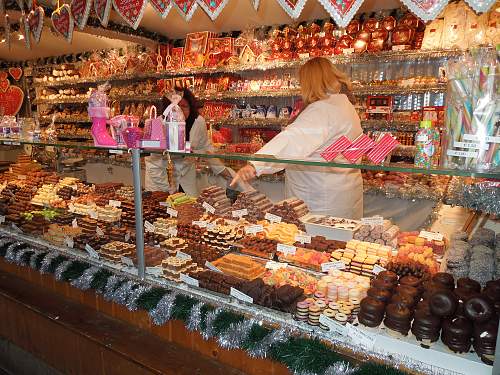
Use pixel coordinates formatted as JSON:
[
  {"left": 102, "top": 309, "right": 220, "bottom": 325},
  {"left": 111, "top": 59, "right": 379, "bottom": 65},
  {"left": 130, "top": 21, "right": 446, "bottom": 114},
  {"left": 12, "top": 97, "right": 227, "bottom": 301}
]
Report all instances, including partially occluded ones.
[{"left": 32, "top": 49, "right": 463, "bottom": 89}]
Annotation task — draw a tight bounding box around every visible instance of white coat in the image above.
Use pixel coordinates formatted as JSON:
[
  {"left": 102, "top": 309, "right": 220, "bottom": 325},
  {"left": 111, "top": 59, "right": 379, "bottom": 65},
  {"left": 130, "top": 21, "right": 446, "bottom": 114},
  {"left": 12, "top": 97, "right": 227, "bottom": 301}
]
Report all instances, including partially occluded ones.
[
  {"left": 144, "top": 115, "right": 226, "bottom": 195},
  {"left": 251, "top": 94, "right": 364, "bottom": 219}
]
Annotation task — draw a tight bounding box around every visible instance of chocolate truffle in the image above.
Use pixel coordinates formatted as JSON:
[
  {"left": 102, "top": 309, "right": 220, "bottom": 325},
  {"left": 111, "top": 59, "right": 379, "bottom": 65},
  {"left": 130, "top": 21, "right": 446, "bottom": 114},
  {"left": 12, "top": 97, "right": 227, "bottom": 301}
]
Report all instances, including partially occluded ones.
[{"left": 429, "top": 290, "right": 458, "bottom": 317}]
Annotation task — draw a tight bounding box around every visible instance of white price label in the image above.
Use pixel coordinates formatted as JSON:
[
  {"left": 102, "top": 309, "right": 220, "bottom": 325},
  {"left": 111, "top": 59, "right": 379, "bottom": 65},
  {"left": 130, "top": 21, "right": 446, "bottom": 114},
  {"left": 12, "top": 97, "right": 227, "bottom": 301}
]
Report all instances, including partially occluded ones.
[
  {"left": 125, "top": 232, "right": 131, "bottom": 242},
  {"left": 265, "top": 261, "right": 288, "bottom": 270},
  {"left": 176, "top": 251, "right": 192, "bottom": 260},
  {"left": 121, "top": 257, "right": 134, "bottom": 267},
  {"left": 277, "top": 243, "right": 296, "bottom": 255},
  {"left": 446, "top": 149, "right": 479, "bottom": 158},
  {"left": 96, "top": 226, "right": 105, "bottom": 236},
  {"left": 346, "top": 324, "right": 376, "bottom": 349},
  {"left": 11, "top": 223, "right": 22, "bottom": 233},
  {"left": 85, "top": 244, "right": 99, "bottom": 259},
  {"left": 230, "top": 287, "right": 253, "bottom": 303},
  {"left": 68, "top": 203, "right": 75, "bottom": 213},
  {"left": 321, "top": 261, "right": 346, "bottom": 273},
  {"left": 319, "top": 314, "right": 347, "bottom": 336},
  {"left": 343, "top": 48, "right": 355, "bottom": 54},
  {"left": 192, "top": 220, "right": 207, "bottom": 228},
  {"left": 265, "top": 213, "right": 282, "bottom": 223},
  {"left": 70, "top": 184, "right": 78, "bottom": 191},
  {"left": 109, "top": 149, "right": 124, "bottom": 155},
  {"left": 245, "top": 225, "right": 263, "bottom": 235},
  {"left": 464, "top": 134, "right": 500, "bottom": 144},
  {"left": 0, "top": 216, "right": 5, "bottom": 224},
  {"left": 202, "top": 202, "right": 216, "bottom": 214},
  {"left": 144, "top": 220, "right": 155, "bottom": 233},
  {"left": 72, "top": 218, "right": 78, "bottom": 228},
  {"left": 295, "top": 234, "right": 312, "bottom": 244},
  {"left": 361, "top": 216, "right": 384, "bottom": 226},
  {"left": 159, "top": 201, "right": 170, "bottom": 207},
  {"left": 453, "top": 141, "right": 489, "bottom": 150},
  {"left": 64, "top": 236, "right": 74, "bottom": 249},
  {"left": 146, "top": 266, "right": 163, "bottom": 277},
  {"left": 109, "top": 200, "right": 121, "bottom": 207},
  {"left": 167, "top": 208, "right": 178, "bottom": 217},
  {"left": 419, "top": 230, "right": 444, "bottom": 241},
  {"left": 168, "top": 227, "right": 178, "bottom": 237},
  {"left": 180, "top": 273, "right": 199, "bottom": 287},
  {"left": 17, "top": 175, "right": 27, "bottom": 180},
  {"left": 206, "top": 222, "right": 217, "bottom": 230},
  {"left": 205, "top": 261, "right": 222, "bottom": 273},
  {"left": 232, "top": 209, "right": 248, "bottom": 218},
  {"left": 88, "top": 210, "right": 98, "bottom": 219},
  {"left": 11, "top": 142, "right": 21, "bottom": 146},
  {"left": 372, "top": 264, "right": 386, "bottom": 275}
]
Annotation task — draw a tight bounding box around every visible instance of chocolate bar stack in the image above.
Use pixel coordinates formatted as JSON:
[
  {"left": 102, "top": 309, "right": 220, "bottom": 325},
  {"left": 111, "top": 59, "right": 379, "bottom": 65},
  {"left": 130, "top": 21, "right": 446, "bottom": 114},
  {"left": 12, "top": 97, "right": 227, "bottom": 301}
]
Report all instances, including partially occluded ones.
[
  {"left": 268, "top": 198, "right": 309, "bottom": 231},
  {"left": 153, "top": 218, "right": 177, "bottom": 237},
  {"left": 57, "top": 185, "right": 76, "bottom": 200},
  {"left": 177, "top": 224, "right": 205, "bottom": 244},
  {"left": 231, "top": 191, "right": 273, "bottom": 222},
  {"left": 197, "top": 186, "right": 232, "bottom": 217},
  {"left": 116, "top": 186, "right": 134, "bottom": 201},
  {"left": 201, "top": 225, "right": 243, "bottom": 252},
  {"left": 161, "top": 256, "right": 198, "bottom": 281},
  {"left": 100, "top": 241, "right": 135, "bottom": 262},
  {"left": 94, "top": 182, "right": 123, "bottom": 195},
  {"left": 132, "top": 246, "right": 166, "bottom": 267},
  {"left": 183, "top": 241, "right": 221, "bottom": 265},
  {"left": 109, "top": 227, "right": 130, "bottom": 243},
  {"left": 211, "top": 253, "right": 265, "bottom": 281},
  {"left": 120, "top": 201, "right": 136, "bottom": 228},
  {"left": 195, "top": 270, "right": 244, "bottom": 295},
  {"left": 238, "top": 279, "right": 304, "bottom": 313},
  {"left": 161, "top": 237, "right": 190, "bottom": 256},
  {"left": 79, "top": 217, "right": 98, "bottom": 235},
  {"left": 21, "top": 213, "right": 48, "bottom": 235},
  {"left": 73, "top": 233, "right": 107, "bottom": 252},
  {"left": 294, "top": 236, "right": 346, "bottom": 253},
  {"left": 53, "top": 212, "right": 76, "bottom": 226},
  {"left": 176, "top": 203, "right": 203, "bottom": 225},
  {"left": 239, "top": 237, "right": 277, "bottom": 259}
]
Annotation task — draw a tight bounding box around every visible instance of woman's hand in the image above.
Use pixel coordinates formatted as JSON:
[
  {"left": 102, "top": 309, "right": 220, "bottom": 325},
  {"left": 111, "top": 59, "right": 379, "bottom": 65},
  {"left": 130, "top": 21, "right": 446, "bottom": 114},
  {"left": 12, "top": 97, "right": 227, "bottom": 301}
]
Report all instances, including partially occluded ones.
[
  {"left": 218, "top": 168, "right": 233, "bottom": 180},
  {"left": 230, "top": 164, "right": 256, "bottom": 187}
]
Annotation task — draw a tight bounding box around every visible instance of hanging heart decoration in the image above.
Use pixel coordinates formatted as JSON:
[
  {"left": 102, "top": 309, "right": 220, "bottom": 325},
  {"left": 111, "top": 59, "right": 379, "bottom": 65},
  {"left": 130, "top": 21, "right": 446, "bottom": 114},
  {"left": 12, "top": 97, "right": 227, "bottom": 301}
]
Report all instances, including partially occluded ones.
[
  {"left": 71, "top": 0, "right": 91, "bottom": 30},
  {"left": 464, "top": 0, "right": 496, "bottom": 13},
  {"left": 28, "top": 6, "right": 44, "bottom": 44},
  {"left": 0, "top": 72, "right": 9, "bottom": 92},
  {"left": 172, "top": 0, "right": 198, "bottom": 21},
  {"left": 94, "top": 0, "right": 111, "bottom": 26},
  {"left": 112, "top": 0, "right": 147, "bottom": 30},
  {"left": 274, "top": 0, "right": 307, "bottom": 18},
  {"left": 8, "top": 67, "right": 23, "bottom": 81},
  {"left": 150, "top": 0, "right": 172, "bottom": 18},
  {"left": 316, "top": 0, "right": 364, "bottom": 28},
  {"left": 399, "top": 0, "right": 449, "bottom": 22},
  {"left": 197, "top": 0, "right": 229, "bottom": 21},
  {"left": 51, "top": 4, "right": 74, "bottom": 43},
  {"left": 250, "top": 0, "right": 259, "bottom": 10},
  {"left": 20, "top": 13, "right": 31, "bottom": 49},
  {"left": 0, "top": 85, "right": 24, "bottom": 116}
]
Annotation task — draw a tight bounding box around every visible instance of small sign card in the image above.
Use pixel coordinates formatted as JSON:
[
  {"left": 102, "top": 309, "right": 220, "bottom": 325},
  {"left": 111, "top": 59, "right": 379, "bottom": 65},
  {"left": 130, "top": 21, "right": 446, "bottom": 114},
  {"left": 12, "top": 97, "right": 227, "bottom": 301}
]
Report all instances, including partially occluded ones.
[
  {"left": 230, "top": 287, "right": 253, "bottom": 303},
  {"left": 265, "top": 213, "right": 282, "bottom": 223}
]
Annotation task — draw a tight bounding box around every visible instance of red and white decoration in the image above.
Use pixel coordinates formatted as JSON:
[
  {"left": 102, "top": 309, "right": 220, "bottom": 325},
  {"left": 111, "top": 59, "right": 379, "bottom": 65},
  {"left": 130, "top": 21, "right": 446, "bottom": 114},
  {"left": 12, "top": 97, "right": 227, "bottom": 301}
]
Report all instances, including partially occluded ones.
[
  {"left": 51, "top": 4, "right": 74, "bottom": 43},
  {"left": 8, "top": 67, "right": 23, "bottom": 81},
  {"left": 464, "top": 0, "right": 497, "bottom": 13},
  {"left": 70, "top": 0, "right": 91, "bottom": 30},
  {"left": 399, "top": 0, "right": 448, "bottom": 22},
  {"left": 94, "top": 0, "right": 111, "bottom": 26},
  {"left": 274, "top": 0, "right": 307, "bottom": 18},
  {"left": 173, "top": 0, "right": 198, "bottom": 21},
  {"left": 112, "top": 0, "right": 147, "bottom": 29},
  {"left": 197, "top": 0, "right": 229, "bottom": 21},
  {"left": 317, "top": 0, "right": 364, "bottom": 28},
  {"left": 28, "top": 6, "right": 44, "bottom": 44},
  {"left": 0, "top": 74, "right": 24, "bottom": 116},
  {"left": 149, "top": 0, "right": 172, "bottom": 18}
]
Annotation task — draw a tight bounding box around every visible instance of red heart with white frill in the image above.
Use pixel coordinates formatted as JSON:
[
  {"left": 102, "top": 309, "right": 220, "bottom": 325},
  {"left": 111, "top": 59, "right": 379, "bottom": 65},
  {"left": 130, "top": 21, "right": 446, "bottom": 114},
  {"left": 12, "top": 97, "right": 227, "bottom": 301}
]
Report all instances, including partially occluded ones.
[
  {"left": 8, "top": 68, "right": 23, "bottom": 81},
  {"left": 112, "top": 0, "right": 147, "bottom": 30},
  {"left": 51, "top": 4, "right": 74, "bottom": 43},
  {"left": 28, "top": 6, "right": 44, "bottom": 44},
  {"left": 71, "top": 0, "right": 91, "bottom": 30},
  {"left": 0, "top": 86, "right": 24, "bottom": 116}
]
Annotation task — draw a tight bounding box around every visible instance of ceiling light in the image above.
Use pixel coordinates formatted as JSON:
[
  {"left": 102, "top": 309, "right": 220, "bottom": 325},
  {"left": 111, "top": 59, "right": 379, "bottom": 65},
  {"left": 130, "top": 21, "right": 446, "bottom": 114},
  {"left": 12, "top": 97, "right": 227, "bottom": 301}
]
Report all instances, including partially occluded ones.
[
  {"left": 0, "top": 39, "right": 5, "bottom": 43},
  {"left": 18, "top": 34, "right": 24, "bottom": 40}
]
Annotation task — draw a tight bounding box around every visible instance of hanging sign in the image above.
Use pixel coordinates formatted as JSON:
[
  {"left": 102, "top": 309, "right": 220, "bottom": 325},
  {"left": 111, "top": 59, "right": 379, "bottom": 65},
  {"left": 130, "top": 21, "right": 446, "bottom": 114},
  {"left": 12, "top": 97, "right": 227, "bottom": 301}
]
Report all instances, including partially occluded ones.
[
  {"left": 197, "top": 0, "right": 229, "bottom": 21},
  {"left": 71, "top": 0, "right": 92, "bottom": 30},
  {"left": 51, "top": 4, "right": 74, "bottom": 43},
  {"left": 274, "top": 0, "right": 307, "bottom": 19},
  {"left": 172, "top": 0, "right": 198, "bottom": 21},
  {"left": 112, "top": 0, "right": 147, "bottom": 30},
  {"left": 28, "top": 6, "right": 43, "bottom": 44},
  {"left": 150, "top": 0, "right": 172, "bottom": 18},
  {"left": 399, "top": 0, "right": 449, "bottom": 22},
  {"left": 94, "top": 0, "right": 112, "bottom": 26}
]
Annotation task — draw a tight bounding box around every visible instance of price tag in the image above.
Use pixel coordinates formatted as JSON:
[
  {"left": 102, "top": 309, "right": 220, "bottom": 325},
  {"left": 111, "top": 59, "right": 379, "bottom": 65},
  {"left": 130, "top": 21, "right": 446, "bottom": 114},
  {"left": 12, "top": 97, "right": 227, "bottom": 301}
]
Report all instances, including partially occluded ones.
[
  {"left": 11, "top": 142, "right": 20, "bottom": 146},
  {"left": 64, "top": 236, "right": 74, "bottom": 249},
  {"left": 232, "top": 209, "right": 248, "bottom": 218},
  {"left": 121, "top": 257, "right": 134, "bottom": 267},
  {"left": 68, "top": 203, "right": 75, "bottom": 213},
  {"left": 109, "top": 149, "right": 124, "bottom": 155},
  {"left": 85, "top": 244, "right": 99, "bottom": 259},
  {"left": 159, "top": 201, "right": 170, "bottom": 207},
  {"left": 144, "top": 220, "right": 155, "bottom": 233},
  {"left": 168, "top": 227, "right": 178, "bottom": 237},
  {"left": 0, "top": 216, "right": 5, "bottom": 224},
  {"left": 109, "top": 200, "right": 121, "bottom": 207},
  {"left": 419, "top": 230, "right": 444, "bottom": 241},
  {"left": 230, "top": 287, "right": 253, "bottom": 303},
  {"left": 205, "top": 261, "right": 222, "bottom": 273},
  {"left": 11, "top": 223, "right": 22, "bottom": 233},
  {"left": 319, "top": 314, "right": 347, "bottom": 336},
  {"left": 202, "top": 202, "right": 216, "bottom": 214},
  {"left": 180, "top": 273, "right": 199, "bottom": 287},
  {"left": 72, "top": 218, "right": 78, "bottom": 228},
  {"left": 146, "top": 266, "right": 163, "bottom": 277},
  {"left": 346, "top": 324, "right": 376, "bottom": 349},
  {"left": 70, "top": 184, "right": 78, "bottom": 191},
  {"left": 17, "top": 175, "right": 27, "bottom": 180},
  {"left": 446, "top": 149, "right": 479, "bottom": 158},
  {"left": 167, "top": 208, "right": 178, "bottom": 217},
  {"left": 265, "top": 261, "right": 288, "bottom": 270},
  {"left": 206, "top": 222, "right": 217, "bottom": 230},
  {"left": 321, "top": 261, "right": 346, "bottom": 273},
  {"left": 343, "top": 48, "right": 355, "bottom": 54},
  {"left": 125, "top": 232, "right": 131, "bottom": 242},
  {"left": 295, "top": 234, "right": 311, "bottom": 244},
  {"left": 372, "top": 264, "right": 386, "bottom": 275},
  {"left": 464, "top": 134, "right": 500, "bottom": 144},
  {"left": 96, "top": 226, "right": 105, "bottom": 236},
  {"left": 176, "top": 251, "right": 192, "bottom": 260},
  {"left": 265, "top": 213, "right": 282, "bottom": 223},
  {"left": 245, "top": 224, "right": 263, "bottom": 235},
  {"left": 416, "top": 134, "right": 429, "bottom": 142},
  {"left": 192, "top": 220, "right": 207, "bottom": 228},
  {"left": 392, "top": 45, "right": 407, "bottom": 51},
  {"left": 277, "top": 244, "right": 296, "bottom": 256},
  {"left": 361, "top": 216, "right": 384, "bottom": 227},
  {"left": 88, "top": 210, "right": 98, "bottom": 219}
]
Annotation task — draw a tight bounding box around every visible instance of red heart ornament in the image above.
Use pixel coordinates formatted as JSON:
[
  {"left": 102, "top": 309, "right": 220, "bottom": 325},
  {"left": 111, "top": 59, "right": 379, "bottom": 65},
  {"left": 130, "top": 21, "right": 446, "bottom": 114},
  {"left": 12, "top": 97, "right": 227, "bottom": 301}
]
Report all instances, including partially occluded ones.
[
  {"left": 112, "top": 0, "right": 147, "bottom": 30},
  {"left": 0, "top": 80, "right": 9, "bottom": 93},
  {"left": 28, "top": 6, "right": 44, "bottom": 44},
  {"left": 399, "top": 0, "right": 449, "bottom": 22},
  {"left": 316, "top": 0, "right": 364, "bottom": 27},
  {"left": 150, "top": 0, "right": 172, "bottom": 18},
  {"left": 94, "top": 0, "right": 111, "bottom": 26},
  {"left": 0, "top": 85, "right": 24, "bottom": 116},
  {"left": 8, "top": 68, "right": 22, "bottom": 81},
  {"left": 274, "top": 0, "right": 306, "bottom": 18},
  {"left": 51, "top": 4, "right": 74, "bottom": 43},
  {"left": 71, "top": 0, "right": 91, "bottom": 30}
]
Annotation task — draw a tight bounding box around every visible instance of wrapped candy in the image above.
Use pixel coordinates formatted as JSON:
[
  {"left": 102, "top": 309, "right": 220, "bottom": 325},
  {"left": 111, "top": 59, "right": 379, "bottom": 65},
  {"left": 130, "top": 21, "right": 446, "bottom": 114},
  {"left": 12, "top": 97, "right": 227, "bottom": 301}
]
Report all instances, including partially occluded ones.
[{"left": 163, "top": 92, "right": 186, "bottom": 152}]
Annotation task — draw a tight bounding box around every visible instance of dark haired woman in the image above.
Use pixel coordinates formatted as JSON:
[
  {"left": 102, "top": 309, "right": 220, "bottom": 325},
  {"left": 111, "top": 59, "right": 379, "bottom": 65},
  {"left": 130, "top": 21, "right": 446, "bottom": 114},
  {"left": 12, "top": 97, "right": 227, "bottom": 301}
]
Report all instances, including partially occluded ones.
[{"left": 145, "top": 88, "right": 233, "bottom": 194}]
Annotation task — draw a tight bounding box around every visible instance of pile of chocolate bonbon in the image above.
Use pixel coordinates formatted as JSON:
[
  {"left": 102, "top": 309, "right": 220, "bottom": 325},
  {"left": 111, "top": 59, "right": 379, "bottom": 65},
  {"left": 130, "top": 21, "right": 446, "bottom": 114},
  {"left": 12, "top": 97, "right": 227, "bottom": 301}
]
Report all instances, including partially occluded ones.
[
  {"left": 267, "top": 198, "right": 308, "bottom": 231},
  {"left": 197, "top": 186, "right": 232, "bottom": 217},
  {"left": 231, "top": 190, "right": 273, "bottom": 222}
]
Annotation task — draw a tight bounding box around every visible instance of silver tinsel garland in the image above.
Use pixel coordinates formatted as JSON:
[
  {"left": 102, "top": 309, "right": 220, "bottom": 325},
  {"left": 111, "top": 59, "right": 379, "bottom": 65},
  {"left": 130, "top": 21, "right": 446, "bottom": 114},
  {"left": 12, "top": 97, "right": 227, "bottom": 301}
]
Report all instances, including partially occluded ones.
[
  {"left": 126, "top": 285, "right": 152, "bottom": 311},
  {"left": 4, "top": 242, "right": 24, "bottom": 263},
  {"left": 70, "top": 266, "right": 101, "bottom": 290},
  {"left": 296, "top": 363, "right": 358, "bottom": 375},
  {"left": 186, "top": 301, "right": 204, "bottom": 332},
  {"left": 29, "top": 250, "right": 45, "bottom": 269},
  {"left": 149, "top": 292, "right": 177, "bottom": 326},
  {"left": 217, "top": 319, "right": 256, "bottom": 350},
  {"left": 14, "top": 247, "right": 34, "bottom": 266},
  {"left": 111, "top": 280, "right": 139, "bottom": 306},
  {"left": 55, "top": 260, "right": 74, "bottom": 281},
  {"left": 247, "top": 327, "right": 291, "bottom": 359},
  {"left": 102, "top": 275, "right": 126, "bottom": 299},
  {"left": 201, "top": 308, "right": 223, "bottom": 340},
  {"left": 39, "top": 253, "right": 58, "bottom": 274}
]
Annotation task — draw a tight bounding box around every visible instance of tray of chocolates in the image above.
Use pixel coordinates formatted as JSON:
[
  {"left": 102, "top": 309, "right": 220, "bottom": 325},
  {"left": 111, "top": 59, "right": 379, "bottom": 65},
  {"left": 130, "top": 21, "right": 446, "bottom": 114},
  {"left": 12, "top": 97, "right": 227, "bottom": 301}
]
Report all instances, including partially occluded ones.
[{"left": 301, "top": 214, "right": 361, "bottom": 241}]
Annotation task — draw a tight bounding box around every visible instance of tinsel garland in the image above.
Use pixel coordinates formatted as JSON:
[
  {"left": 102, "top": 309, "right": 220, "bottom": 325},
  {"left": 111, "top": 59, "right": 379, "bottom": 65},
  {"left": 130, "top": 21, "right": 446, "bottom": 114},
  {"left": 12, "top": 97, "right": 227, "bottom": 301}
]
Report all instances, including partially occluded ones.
[{"left": 0, "top": 235, "right": 411, "bottom": 375}]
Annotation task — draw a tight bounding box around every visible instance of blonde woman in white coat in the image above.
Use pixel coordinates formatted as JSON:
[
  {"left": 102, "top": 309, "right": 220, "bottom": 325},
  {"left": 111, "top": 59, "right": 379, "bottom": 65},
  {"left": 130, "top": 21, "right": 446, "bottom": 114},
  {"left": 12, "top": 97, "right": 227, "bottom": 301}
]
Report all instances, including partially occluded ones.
[{"left": 231, "top": 57, "right": 363, "bottom": 219}]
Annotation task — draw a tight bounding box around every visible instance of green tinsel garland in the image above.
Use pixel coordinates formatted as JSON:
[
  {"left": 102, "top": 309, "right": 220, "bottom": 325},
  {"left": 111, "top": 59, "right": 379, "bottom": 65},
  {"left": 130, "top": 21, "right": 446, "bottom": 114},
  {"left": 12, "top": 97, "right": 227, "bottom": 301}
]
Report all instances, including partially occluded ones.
[
  {"left": 60, "top": 261, "right": 91, "bottom": 282},
  {"left": 34, "top": 252, "right": 49, "bottom": 270},
  {"left": 212, "top": 311, "right": 245, "bottom": 336},
  {"left": 241, "top": 324, "right": 272, "bottom": 351},
  {"left": 135, "top": 287, "right": 168, "bottom": 311},
  {"left": 171, "top": 295, "right": 198, "bottom": 323},
  {"left": 20, "top": 250, "right": 34, "bottom": 265},
  {"left": 357, "top": 363, "right": 405, "bottom": 375},
  {"left": 199, "top": 304, "right": 216, "bottom": 332},
  {"left": 47, "top": 255, "right": 69, "bottom": 274},
  {"left": 269, "top": 337, "right": 349, "bottom": 375},
  {"left": 90, "top": 269, "right": 113, "bottom": 292}
]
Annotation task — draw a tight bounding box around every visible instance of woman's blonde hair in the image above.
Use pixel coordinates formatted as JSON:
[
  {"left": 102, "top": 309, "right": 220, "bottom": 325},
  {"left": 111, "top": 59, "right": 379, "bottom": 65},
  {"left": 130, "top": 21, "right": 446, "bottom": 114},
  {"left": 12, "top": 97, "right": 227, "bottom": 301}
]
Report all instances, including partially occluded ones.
[{"left": 299, "top": 57, "right": 353, "bottom": 106}]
